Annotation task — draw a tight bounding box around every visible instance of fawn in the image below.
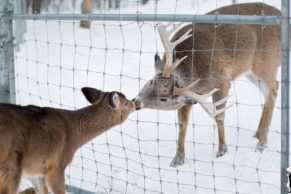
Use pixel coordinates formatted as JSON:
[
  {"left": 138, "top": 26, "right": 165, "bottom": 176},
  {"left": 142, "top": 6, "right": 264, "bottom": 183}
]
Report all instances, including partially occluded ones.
[
  {"left": 132, "top": 3, "right": 280, "bottom": 167},
  {"left": 0, "top": 87, "right": 135, "bottom": 194}
]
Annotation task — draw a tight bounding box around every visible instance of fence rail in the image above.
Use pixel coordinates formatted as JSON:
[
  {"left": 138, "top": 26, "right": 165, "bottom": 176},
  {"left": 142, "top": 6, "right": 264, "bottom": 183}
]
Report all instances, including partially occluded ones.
[{"left": 11, "top": 13, "right": 281, "bottom": 25}]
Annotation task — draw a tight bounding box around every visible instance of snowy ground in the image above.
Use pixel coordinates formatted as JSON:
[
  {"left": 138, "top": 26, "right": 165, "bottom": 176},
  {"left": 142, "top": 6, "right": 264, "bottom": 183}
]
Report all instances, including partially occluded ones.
[{"left": 15, "top": 0, "right": 284, "bottom": 193}]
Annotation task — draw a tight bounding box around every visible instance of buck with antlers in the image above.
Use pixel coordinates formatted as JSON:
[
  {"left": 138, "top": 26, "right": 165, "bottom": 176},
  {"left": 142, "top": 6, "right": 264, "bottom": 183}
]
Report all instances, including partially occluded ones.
[
  {"left": 132, "top": 2, "right": 280, "bottom": 167},
  {"left": 0, "top": 88, "right": 135, "bottom": 194}
]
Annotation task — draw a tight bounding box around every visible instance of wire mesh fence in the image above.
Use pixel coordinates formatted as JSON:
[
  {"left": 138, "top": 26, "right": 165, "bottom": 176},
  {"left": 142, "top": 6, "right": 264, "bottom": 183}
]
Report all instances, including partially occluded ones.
[{"left": 0, "top": 0, "right": 289, "bottom": 193}]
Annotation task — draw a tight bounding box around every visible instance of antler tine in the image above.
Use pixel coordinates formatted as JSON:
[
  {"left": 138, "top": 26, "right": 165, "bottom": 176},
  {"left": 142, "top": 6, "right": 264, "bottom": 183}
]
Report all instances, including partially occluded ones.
[
  {"left": 163, "top": 23, "right": 189, "bottom": 39},
  {"left": 167, "top": 23, "right": 184, "bottom": 35},
  {"left": 174, "top": 80, "right": 232, "bottom": 118},
  {"left": 214, "top": 104, "right": 233, "bottom": 116},
  {"left": 172, "top": 29, "right": 192, "bottom": 47},
  {"left": 157, "top": 24, "right": 193, "bottom": 78},
  {"left": 184, "top": 79, "right": 200, "bottom": 90},
  {"left": 215, "top": 95, "right": 232, "bottom": 106},
  {"left": 174, "top": 79, "right": 200, "bottom": 95},
  {"left": 163, "top": 56, "right": 188, "bottom": 78},
  {"left": 158, "top": 25, "right": 174, "bottom": 78},
  {"left": 157, "top": 25, "right": 172, "bottom": 51}
]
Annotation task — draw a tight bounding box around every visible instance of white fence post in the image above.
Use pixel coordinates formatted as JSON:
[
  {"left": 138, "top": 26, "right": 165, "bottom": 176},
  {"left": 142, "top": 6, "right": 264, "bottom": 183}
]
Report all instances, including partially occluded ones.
[
  {"left": 0, "top": 1, "right": 15, "bottom": 104},
  {"left": 281, "top": 0, "right": 290, "bottom": 193}
]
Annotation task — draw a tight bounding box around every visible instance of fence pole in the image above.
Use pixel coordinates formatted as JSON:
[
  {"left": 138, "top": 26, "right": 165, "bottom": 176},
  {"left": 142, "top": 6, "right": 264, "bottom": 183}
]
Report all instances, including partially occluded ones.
[
  {"left": 13, "top": 0, "right": 25, "bottom": 50},
  {"left": 0, "top": 1, "right": 15, "bottom": 104},
  {"left": 11, "top": 13, "right": 281, "bottom": 25},
  {"left": 281, "top": 0, "right": 290, "bottom": 193}
]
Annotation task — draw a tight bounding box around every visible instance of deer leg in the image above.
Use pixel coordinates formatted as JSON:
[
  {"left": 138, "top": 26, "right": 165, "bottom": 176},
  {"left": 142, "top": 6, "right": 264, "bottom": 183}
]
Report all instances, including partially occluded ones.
[
  {"left": 30, "top": 176, "right": 48, "bottom": 194},
  {"left": 0, "top": 153, "right": 22, "bottom": 194},
  {"left": 45, "top": 169, "right": 66, "bottom": 194},
  {"left": 253, "top": 81, "right": 278, "bottom": 151},
  {"left": 212, "top": 82, "right": 231, "bottom": 157},
  {"left": 0, "top": 168, "right": 9, "bottom": 194},
  {"left": 246, "top": 70, "right": 278, "bottom": 151},
  {"left": 170, "top": 105, "right": 192, "bottom": 167}
]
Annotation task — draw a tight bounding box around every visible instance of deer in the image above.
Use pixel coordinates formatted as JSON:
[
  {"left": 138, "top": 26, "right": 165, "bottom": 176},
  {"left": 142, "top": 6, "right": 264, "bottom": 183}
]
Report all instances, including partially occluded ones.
[
  {"left": 0, "top": 87, "right": 135, "bottom": 194},
  {"left": 132, "top": 2, "right": 280, "bottom": 167}
]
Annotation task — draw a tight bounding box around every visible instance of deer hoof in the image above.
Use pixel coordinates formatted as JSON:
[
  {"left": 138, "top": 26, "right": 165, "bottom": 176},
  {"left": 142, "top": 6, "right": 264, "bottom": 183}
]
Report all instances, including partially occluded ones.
[
  {"left": 255, "top": 142, "right": 267, "bottom": 152},
  {"left": 19, "top": 188, "right": 36, "bottom": 194},
  {"left": 170, "top": 153, "right": 185, "bottom": 167},
  {"left": 216, "top": 144, "right": 228, "bottom": 158}
]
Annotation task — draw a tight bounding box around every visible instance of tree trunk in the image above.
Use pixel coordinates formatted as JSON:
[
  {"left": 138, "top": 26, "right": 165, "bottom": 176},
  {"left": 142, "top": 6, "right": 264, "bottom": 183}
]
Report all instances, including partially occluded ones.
[
  {"left": 80, "top": 0, "right": 93, "bottom": 28},
  {"left": 115, "top": 0, "right": 120, "bottom": 9},
  {"left": 142, "top": 0, "right": 149, "bottom": 5}
]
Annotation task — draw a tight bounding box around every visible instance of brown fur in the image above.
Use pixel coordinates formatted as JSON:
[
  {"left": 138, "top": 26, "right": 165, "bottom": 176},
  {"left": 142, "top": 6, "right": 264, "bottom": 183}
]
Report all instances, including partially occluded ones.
[
  {"left": 133, "top": 3, "right": 280, "bottom": 166},
  {"left": 0, "top": 88, "right": 135, "bottom": 194}
]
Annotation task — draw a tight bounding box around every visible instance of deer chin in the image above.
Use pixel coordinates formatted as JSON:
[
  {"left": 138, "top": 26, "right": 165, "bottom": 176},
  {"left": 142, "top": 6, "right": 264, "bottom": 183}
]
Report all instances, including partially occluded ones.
[
  {"left": 144, "top": 101, "right": 185, "bottom": 110},
  {"left": 132, "top": 97, "right": 144, "bottom": 110}
]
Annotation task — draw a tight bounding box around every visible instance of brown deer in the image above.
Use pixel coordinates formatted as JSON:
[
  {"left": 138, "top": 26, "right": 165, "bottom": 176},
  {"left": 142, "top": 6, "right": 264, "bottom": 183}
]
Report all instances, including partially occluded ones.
[
  {"left": 0, "top": 87, "right": 135, "bottom": 194},
  {"left": 132, "top": 3, "right": 280, "bottom": 167}
]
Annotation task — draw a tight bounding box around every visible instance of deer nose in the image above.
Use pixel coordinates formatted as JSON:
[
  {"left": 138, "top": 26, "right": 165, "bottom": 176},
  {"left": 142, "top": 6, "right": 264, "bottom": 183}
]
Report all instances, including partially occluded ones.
[{"left": 132, "top": 98, "right": 141, "bottom": 110}]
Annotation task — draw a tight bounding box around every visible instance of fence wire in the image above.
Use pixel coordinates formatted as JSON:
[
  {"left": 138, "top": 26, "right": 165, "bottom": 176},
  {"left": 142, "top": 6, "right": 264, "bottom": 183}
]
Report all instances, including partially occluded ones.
[{"left": 4, "top": 0, "right": 288, "bottom": 193}]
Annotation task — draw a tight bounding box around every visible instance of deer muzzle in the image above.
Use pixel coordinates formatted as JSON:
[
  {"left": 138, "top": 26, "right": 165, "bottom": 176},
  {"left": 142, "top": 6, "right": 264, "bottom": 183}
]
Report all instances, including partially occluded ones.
[{"left": 131, "top": 97, "right": 143, "bottom": 110}]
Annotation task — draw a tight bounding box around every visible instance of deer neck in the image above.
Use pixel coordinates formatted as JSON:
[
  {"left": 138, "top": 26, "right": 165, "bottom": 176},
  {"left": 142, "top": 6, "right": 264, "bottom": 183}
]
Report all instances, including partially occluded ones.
[
  {"left": 174, "top": 70, "right": 209, "bottom": 94},
  {"left": 69, "top": 105, "right": 121, "bottom": 148},
  {"left": 172, "top": 71, "right": 191, "bottom": 89}
]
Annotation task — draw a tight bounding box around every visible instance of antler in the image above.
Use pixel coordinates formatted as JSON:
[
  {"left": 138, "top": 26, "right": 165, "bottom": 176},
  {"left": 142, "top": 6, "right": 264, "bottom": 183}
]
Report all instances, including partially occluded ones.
[
  {"left": 174, "top": 80, "right": 232, "bottom": 117},
  {"left": 158, "top": 24, "right": 192, "bottom": 77}
]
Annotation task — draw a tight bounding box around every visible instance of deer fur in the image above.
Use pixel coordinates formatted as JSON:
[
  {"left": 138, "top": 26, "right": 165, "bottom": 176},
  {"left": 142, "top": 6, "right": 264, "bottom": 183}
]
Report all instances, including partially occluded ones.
[
  {"left": 0, "top": 88, "right": 135, "bottom": 194},
  {"left": 133, "top": 3, "right": 280, "bottom": 167}
]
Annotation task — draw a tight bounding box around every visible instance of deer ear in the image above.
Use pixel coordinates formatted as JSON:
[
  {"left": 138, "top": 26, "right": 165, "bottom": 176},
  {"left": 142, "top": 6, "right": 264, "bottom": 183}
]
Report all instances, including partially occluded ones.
[
  {"left": 154, "top": 54, "right": 165, "bottom": 74},
  {"left": 81, "top": 87, "right": 102, "bottom": 104},
  {"left": 109, "top": 92, "right": 120, "bottom": 109}
]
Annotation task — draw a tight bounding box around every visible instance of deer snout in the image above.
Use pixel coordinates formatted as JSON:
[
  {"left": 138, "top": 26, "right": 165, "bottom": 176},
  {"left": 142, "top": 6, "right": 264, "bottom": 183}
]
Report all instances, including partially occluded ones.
[
  {"left": 127, "top": 100, "right": 136, "bottom": 112},
  {"left": 131, "top": 97, "right": 143, "bottom": 110}
]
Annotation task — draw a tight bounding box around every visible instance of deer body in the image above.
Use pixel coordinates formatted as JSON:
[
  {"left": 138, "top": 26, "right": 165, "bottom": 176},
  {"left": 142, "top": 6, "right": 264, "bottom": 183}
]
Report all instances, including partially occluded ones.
[
  {"left": 0, "top": 88, "right": 135, "bottom": 194},
  {"left": 133, "top": 3, "right": 280, "bottom": 166},
  {"left": 173, "top": 3, "right": 280, "bottom": 92}
]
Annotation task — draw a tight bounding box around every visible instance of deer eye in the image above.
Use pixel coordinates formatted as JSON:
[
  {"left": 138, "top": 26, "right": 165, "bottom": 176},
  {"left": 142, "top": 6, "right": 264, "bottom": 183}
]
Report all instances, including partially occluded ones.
[
  {"left": 149, "top": 80, "right": 153, "bottom": 85},
  {"left": 160, "top": 98, "right": 168, "bottom": 102}
]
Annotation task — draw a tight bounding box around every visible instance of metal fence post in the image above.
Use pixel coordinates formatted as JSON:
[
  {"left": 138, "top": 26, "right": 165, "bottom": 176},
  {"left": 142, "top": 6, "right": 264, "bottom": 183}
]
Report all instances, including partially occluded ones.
[
  {"left": 0, "top": 1, "right": 15, "bottom": 104},
  {"left": 281, "top": 0, "right": 290, "bottom": 194},
  {"left": 13, "top": 0, "right": 25, "bottom": 51}
]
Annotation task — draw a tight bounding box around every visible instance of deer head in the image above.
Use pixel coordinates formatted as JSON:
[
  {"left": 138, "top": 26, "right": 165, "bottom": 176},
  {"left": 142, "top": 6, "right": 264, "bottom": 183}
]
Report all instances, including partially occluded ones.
[
  {"left": 132, "top": 24, "right": 231, "bottom": 118},
  {"left": 81, "top": 87, "right": 136, "bottom": 123}
]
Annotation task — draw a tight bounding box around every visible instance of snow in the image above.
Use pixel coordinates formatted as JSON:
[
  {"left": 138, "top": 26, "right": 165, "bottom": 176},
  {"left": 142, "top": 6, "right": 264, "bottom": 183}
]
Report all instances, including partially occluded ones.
[{"left": 15, "top": 0, "right": 284, "bottom": 193}]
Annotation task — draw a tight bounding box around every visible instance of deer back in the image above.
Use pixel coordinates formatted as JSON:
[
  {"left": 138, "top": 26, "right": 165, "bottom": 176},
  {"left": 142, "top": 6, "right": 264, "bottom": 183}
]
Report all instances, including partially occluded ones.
[{"left": 172, "top": 3, "right": 280, "bottom": 92}]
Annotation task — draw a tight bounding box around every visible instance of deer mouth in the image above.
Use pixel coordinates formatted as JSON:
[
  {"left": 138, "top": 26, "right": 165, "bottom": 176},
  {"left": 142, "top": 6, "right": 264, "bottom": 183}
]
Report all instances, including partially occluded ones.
[
  {"left": 184, "top": 99, "right": 198, "bottom": 105},
  {"left": 131, "top": 98, "right": 142, "bottom": 110}
]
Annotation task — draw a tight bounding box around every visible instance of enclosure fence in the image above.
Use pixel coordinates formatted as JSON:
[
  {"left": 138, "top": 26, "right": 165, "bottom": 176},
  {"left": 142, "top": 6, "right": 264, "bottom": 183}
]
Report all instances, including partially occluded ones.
[{"left": 0, "top": 0, "right": 290, "bottom": 194}]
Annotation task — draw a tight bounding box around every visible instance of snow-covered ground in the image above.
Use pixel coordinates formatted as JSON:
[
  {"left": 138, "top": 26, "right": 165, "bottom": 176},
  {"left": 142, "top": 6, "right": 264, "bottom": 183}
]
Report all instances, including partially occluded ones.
[{"left": 15, "top": 0, "right": 284, "bottom": 193}]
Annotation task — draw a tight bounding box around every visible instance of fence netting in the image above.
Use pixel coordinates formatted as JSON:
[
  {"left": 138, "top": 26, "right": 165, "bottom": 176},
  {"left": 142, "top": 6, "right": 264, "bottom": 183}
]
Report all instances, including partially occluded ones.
[{"left": 12, "top": 0, "right": 282, "bottom": 193}]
